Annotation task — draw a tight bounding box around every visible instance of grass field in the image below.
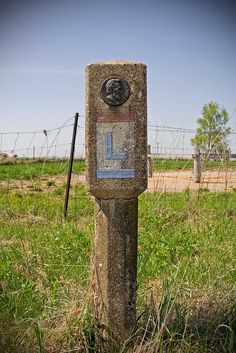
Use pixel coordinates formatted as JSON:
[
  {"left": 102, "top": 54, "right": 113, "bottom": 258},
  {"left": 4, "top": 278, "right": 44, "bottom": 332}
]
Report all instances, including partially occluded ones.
[
  {"left": 0, "top": 158, "right": 235, "bottom": 181},
  {"left": 0, "top": 161, "right": 236, "bottom": 352},
  {"left": 0, "top": 159, "right": 85, "bottom": 181},
  {"left": 152, "top": 159, "right": 236, "bottom": 172}
]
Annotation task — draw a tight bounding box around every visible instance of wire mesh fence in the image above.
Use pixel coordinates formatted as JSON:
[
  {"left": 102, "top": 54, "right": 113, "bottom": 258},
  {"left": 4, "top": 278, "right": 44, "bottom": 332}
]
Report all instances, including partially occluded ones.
[
  {"left": 0, "top": 115, "right": 236, "bottom": 197},
  {"left": 148, "top": 123, "right": 236, "bottom": 192},
  {"left": 0, "top": 116, "right": 85, "bottom": 160}
]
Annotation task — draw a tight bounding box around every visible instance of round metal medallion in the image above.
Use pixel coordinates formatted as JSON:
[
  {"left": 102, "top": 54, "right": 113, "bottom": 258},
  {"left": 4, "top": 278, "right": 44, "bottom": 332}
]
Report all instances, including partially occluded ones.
[{"left": 100, "top": 76, "right": 130, "bottom": 106}]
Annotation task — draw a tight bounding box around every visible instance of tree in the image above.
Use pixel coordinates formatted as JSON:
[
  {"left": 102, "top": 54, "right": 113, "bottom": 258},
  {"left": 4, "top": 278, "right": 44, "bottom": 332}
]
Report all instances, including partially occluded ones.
[{"left": 191, "top": 101, "right": 232, "bottom": 159}]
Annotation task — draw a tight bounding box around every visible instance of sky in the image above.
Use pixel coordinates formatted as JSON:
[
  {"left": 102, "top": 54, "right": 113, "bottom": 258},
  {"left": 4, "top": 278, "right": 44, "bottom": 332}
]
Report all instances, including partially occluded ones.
[{"left": 0, "top": 0, "right": 236, "bottom": 156}]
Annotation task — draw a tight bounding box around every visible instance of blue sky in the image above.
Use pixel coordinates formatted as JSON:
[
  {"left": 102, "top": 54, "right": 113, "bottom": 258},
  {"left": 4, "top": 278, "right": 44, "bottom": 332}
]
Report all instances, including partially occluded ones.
[{"left": 0, "top": 0, "right": 236, "bottom": 155}]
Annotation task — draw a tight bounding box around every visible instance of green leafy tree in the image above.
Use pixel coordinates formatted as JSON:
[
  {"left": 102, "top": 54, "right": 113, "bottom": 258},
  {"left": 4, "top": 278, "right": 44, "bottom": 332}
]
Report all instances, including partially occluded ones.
[{"left": 192, "top": 101, "right": 232, "bottom": 159}]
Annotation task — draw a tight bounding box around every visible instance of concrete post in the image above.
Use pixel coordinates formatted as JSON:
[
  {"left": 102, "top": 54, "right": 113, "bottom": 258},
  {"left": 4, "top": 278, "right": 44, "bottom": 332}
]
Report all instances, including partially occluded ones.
[
  {"left": 85, "top": 61, "right": 147, "bottom": 345},
  {"left": 94, "top": 197, "right": 138, "bottom": 339},
  {"left": 193, "top": 145, "right": 201, "bottom": 183},
  {"left": 147, "top": 144, "right": 153, "bottom": 178}
]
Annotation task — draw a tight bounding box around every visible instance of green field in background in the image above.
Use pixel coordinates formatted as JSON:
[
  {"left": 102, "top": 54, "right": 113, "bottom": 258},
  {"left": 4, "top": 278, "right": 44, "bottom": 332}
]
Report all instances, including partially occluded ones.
[
  {"left": 0, "top": 158, "right": 236, "bottom": 182},
  {"left": 0, "top": 159, "right": 85, "bottom": 181}
]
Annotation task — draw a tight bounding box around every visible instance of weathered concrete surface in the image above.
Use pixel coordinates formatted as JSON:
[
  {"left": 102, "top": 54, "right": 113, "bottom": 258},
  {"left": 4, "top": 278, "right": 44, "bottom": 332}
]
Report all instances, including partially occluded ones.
[
  {"left": 94, "top": 197, "right": 138, "bottom": 342},
  {"left": 85, "top": 60, "right": 147, "bottom": 199},
  {"left": 85, "top": 61, "right": 147, "bottom": 347}
]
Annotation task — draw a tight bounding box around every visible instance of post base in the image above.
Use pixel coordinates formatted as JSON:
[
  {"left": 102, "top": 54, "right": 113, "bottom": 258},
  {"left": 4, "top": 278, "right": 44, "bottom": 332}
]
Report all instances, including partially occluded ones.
[{"left": 94, "top": 197, "right": 138, "bottom": 345}]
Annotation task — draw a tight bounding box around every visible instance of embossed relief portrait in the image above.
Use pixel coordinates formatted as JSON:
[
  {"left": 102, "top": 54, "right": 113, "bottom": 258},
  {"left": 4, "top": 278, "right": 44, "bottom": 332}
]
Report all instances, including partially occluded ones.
[
  {"left": 100, "top": 77, "right": 130, "bottom": 106},
  {"left": 106, "top": 79, "right": 122, "bottom": 105}
]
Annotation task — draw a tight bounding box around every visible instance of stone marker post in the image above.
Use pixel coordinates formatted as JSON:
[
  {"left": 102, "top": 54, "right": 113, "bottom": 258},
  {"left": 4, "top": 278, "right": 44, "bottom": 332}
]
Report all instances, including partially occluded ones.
[
  {"left": 193, "top": 145, "right": 201, "bottom": 183},
  {"left": 85, "top": 61, "right": 147, "bottom": 344}
]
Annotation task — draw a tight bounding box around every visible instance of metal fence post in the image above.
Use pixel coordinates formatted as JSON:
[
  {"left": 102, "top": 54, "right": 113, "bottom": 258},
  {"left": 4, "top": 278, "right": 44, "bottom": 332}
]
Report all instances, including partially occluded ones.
[
  {"left": 147, "top": 144, "right": 153, "bottom": 178},
  {"left": 64, "top": 113, "right": 79, "bottom": 218},
  {"left": 193, "top": 145, "right": 201, "bottom": 183}
]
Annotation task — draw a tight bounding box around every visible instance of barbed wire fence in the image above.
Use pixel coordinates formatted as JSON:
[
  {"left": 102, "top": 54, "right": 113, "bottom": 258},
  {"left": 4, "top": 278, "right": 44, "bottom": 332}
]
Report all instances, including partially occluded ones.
[
  {"left": 148, "top": 123, "right": 236, "bottom": 192},
  {"left": 0, "top": 116, "right": 85, "bottom": 160},
  {"left": 0, "top": 115, "right": 236, "bottom": 198}
]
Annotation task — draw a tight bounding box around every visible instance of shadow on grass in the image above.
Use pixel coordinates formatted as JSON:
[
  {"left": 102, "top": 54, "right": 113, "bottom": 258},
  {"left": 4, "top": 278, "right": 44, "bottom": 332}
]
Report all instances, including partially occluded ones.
[
  {"left": 131, "top": 296, "right": 236, "bottom": 353},
  {"left": 1, "top": 294, "right": 235, "bottom": 353}
]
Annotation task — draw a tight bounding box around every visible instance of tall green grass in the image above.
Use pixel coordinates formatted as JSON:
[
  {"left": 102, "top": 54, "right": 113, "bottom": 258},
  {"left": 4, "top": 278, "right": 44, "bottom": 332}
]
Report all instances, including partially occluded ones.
[{"left": 0, "top": 179, "right": 235, "bottom": 352}]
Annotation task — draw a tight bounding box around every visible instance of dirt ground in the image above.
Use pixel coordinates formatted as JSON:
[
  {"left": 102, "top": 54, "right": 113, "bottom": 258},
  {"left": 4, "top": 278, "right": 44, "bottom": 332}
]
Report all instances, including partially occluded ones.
[
  {"left": 1, "top": 169, "right": 235, "bottom": 193},
  {"left": 75, "top": 169, "right": 236, "bottom": 192},
  {"left": 146, "top": 169, "right": 236, "bottom": 192}
]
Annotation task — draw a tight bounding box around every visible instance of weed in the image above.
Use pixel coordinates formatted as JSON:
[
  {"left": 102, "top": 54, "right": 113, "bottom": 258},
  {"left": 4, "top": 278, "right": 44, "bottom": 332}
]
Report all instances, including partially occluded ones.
[
  {"left": 0, "top": 174, "right": 235, "bottom": 352},
  {"left": 47, "top": 180, "right": 56, "bottom": 187}
]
